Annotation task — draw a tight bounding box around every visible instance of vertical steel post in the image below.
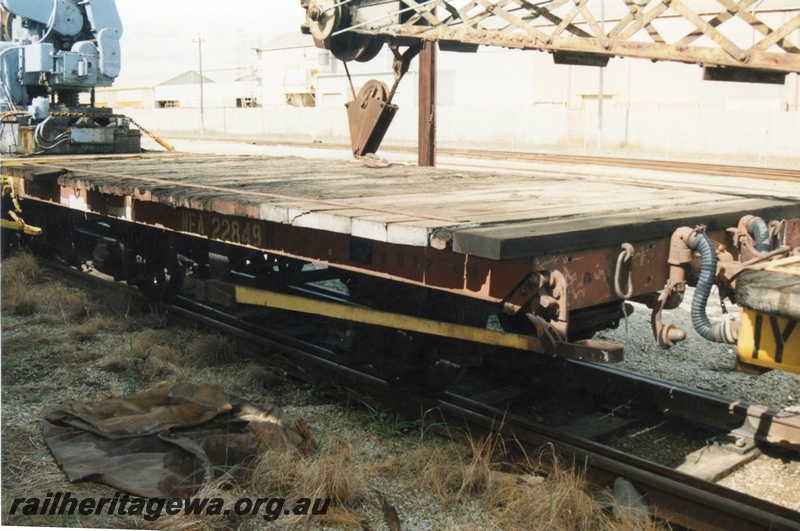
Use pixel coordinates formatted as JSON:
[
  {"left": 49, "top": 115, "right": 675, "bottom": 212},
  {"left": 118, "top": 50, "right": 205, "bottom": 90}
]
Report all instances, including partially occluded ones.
[{"left": 418, "top": 42, "right": 436, "bottom": 167}]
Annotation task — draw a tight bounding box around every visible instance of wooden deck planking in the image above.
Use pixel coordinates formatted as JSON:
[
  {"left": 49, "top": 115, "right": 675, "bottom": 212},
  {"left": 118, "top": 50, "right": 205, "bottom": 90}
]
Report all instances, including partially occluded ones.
[
  {"left": 29, "top": 154, "right": 800, "bottom": 259},
  {"left": 454, "top": 198, "right": 800, "bottom": 260}
]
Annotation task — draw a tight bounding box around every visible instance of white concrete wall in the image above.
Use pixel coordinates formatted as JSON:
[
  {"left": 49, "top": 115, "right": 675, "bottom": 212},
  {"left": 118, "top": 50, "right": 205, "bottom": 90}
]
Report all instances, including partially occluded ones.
[
  {"left": 153, "top": 79, "right": 260, "bottom": 108},
  {"left": 126, "top": 101, "right": 800, "bottom": 160}
]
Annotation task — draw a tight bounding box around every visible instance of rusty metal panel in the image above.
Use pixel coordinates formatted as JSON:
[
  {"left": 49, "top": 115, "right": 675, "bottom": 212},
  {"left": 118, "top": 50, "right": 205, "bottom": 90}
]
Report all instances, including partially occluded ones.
[
  {"left": 533, "top": 240, "right": 670, "bottom": 310},
  {"left": 132, "top": 200, "right": 534, "bottom": 303}
]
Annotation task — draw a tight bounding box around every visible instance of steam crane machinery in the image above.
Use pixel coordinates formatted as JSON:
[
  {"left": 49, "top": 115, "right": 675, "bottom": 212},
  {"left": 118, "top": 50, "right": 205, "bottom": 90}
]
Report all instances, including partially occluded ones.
[
  {"left": 302, "top": 0, "right": 800, "bottom": 373},
  {"left": 0, "top": 0, "right": 140, "bottom": 156}
]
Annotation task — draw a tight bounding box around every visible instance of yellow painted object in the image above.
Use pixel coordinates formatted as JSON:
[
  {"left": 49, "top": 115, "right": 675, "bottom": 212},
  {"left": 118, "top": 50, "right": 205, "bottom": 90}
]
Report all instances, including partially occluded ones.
[
  {"left": 737, "top": 309, "right": 800, "bottom": 373},
  {"left": 233, "top": 284, "right": 545, "bottom": 352},
  {"left": 765, "top": 256, "right": 800, "bottom": 277},
  {"left": 209, "top": 282, "right": 622, "bottom": 362},
  {"left": 736, "top": 256, "right": 800, "bottom": 373},
  {"left": 1, "top": 175, "right": 42, "bottom": 236},
  {"left": 1, "top": 214, "right": 43, "bottom": 236}
]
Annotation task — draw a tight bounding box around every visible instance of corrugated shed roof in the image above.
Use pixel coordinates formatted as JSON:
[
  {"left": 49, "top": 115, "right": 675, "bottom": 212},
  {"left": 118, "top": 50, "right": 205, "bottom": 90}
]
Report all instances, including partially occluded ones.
[
  {"left": 107, "top": 71, "right": 176, "bottom": 90},
  {"left": 258, "top": 32, "right": 314, "bottom": 51},
  {"left": 107, "top": 68, "right": 259, "bottom": 90},
  {"left": 159, "top": 71, "right": 216, "bottom": 86}
]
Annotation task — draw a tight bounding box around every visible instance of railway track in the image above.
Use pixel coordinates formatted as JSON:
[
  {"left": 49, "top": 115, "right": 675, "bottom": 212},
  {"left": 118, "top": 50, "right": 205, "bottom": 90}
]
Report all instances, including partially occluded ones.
[
  {"left": 43, "top": 260, "right": 800, "bottom": 530},
  {"left": 169, "top": 136, "right": 800, "bottom": 183},
  {"left": 437, "top": 148, "right": 800, "bottom": 183}
]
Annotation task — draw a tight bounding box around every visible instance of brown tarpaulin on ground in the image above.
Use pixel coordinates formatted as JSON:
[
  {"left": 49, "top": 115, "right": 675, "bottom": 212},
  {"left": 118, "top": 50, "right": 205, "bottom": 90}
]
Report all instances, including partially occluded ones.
[{"left": 42, "top": 382, "right": 315, "bottom": 498}]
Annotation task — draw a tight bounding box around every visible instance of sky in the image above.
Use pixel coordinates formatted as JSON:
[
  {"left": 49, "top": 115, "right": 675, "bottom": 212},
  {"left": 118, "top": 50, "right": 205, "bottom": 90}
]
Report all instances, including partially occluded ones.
[{"left": 116, "top": 1, "right": 305, "bottom": 80}]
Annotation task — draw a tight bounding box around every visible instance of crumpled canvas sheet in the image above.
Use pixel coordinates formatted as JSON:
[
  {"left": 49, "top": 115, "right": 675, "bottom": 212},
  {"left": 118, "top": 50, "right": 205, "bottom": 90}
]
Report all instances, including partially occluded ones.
[{"left": 42, "top": 382, "right": 315, "bottom": 498}]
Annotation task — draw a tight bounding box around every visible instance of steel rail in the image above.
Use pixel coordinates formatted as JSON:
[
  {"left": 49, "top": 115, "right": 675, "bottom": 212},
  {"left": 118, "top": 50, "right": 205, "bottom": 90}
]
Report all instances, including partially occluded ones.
[
  {"left": 160, "top": 136, "right": 800, "bottom": 183},
  {"left": 170, "top": 295, "right": 800, "bottom": 530},
  {"left": 38, "top": 261, "right": 800, "bottom": 530},
  {"left": 444, "top": 147, "right": 800, "bottom": 182},
  {"left": 439, "top": 392, "right": 800, "bottom": 531},
  {"left": 566, "top": 360, "right": 800, "bottom": 452},
  {"left": 167, "top": 294, "right": 800, "bottom": 530}
]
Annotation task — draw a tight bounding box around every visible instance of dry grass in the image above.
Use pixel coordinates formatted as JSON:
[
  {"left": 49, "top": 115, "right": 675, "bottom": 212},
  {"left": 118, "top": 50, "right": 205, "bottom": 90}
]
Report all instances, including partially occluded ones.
[
  {"left": 131, "top": 330, "right": 174, "bottom": 360},
  {"left": 1, "top": 253, "right": 95, "bottom": 322},
  {"left": 294, "top": 441, "right": 367, "bottom": 508},
  {"left": 487, "top": 445, "right": 662, "bottom": 530},
  {"left": 407, "top": 443, "right": 468, "bottom": 498},
  {"left": 97, "top": 330, "right": 186, "bottom": 391},
  {"left": 152, "top": 477, "right": 248, "bottom": 531},
  {"left": 239, "top": 362, "right": 280, "bottom": 391},
  {"left": 142, "top": 355, "right": 187, "bottom": 384},
  {"left": 45, "top": 284, "right": 94, "bottom": 322},
  {"left": 407, "top": 435, "right": 660, "bottom": 530},
  {"left": 186, "top": 334, "right": 239, "bottom": 366},
  {"left": 2, "top": 254, "right": 665, "bottom": 530},
  {"left": 407, "top": 430, "right": 507, "bottom": 501},
  {"left": 2, "top": 251, "right": 44, "bottom": 315},
  {"left": 98, "top": 348, "right": 137, "bottom": 374},
  {"left": 52, "top": 349, "right": 104, "bottom": 365},
  {"left": 249, "top": 439, "right": 367, "bottom": 525},
  {"left": 459, "top": 430, "right": 506, "bottom": 498},
  {"left": 129, "top": 331, "right": 185, "bottom": 383},
  {"left": 69, "top": 315, "right": 109, "bottom": 342},
  {"left": 487, "top": 449, "right": 597, "bottom": 530},
  {"left": 1, "top": 250, "right": 41, "bottom": 287},
  {"left": 97, "top": 288, "right": 151, "bottom": 321},
  {"left": 249, "top": 446, "right": 303, "bottom": 497}
]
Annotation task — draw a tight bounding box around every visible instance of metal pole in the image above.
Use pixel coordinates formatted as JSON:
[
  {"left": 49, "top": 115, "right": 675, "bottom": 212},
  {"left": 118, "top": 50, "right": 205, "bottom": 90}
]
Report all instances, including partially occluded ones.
[
  {"left": 418, "top": 41, "right": 436, "bottom": 167},
  {"left": 194, "top": 34, "right": 205, "bottom": 133}
]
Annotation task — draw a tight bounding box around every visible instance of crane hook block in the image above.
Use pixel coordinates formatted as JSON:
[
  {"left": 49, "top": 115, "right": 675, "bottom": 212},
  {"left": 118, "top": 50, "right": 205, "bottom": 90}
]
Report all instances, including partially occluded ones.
[{"left": 345, "top": 80, "right": 397, "bottom": 159}]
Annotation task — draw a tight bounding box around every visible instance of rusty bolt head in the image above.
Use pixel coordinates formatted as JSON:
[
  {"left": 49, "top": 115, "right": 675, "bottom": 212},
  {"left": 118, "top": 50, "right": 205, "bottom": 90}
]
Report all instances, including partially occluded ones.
[{"left": 308, "top": 5, "right": 322, "bottom": 21}]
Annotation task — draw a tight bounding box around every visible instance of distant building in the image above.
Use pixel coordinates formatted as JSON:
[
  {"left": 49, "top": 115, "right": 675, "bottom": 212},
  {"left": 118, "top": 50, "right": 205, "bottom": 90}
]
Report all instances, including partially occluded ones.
[
  {"left": 257, "top": 32, "right": 329, "bottom": 107},
  {"left": 93, "top": 72, "right": 165, "bottom": 109},
  {"left": 156, "top": 69, "right": 261, "bottom": 109},
  {"left": 95, "top": 69, "right": 261, "bottom": 109}
]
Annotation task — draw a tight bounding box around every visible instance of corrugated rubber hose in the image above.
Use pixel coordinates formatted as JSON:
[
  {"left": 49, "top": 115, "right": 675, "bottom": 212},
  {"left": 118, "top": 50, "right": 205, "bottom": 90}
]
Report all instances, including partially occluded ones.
[
  {"left": 748, "top": 216, "right": 771, "bottom": 253},
  {"left": 689, "top": 232, "right": 720, "bottom": 342}
]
